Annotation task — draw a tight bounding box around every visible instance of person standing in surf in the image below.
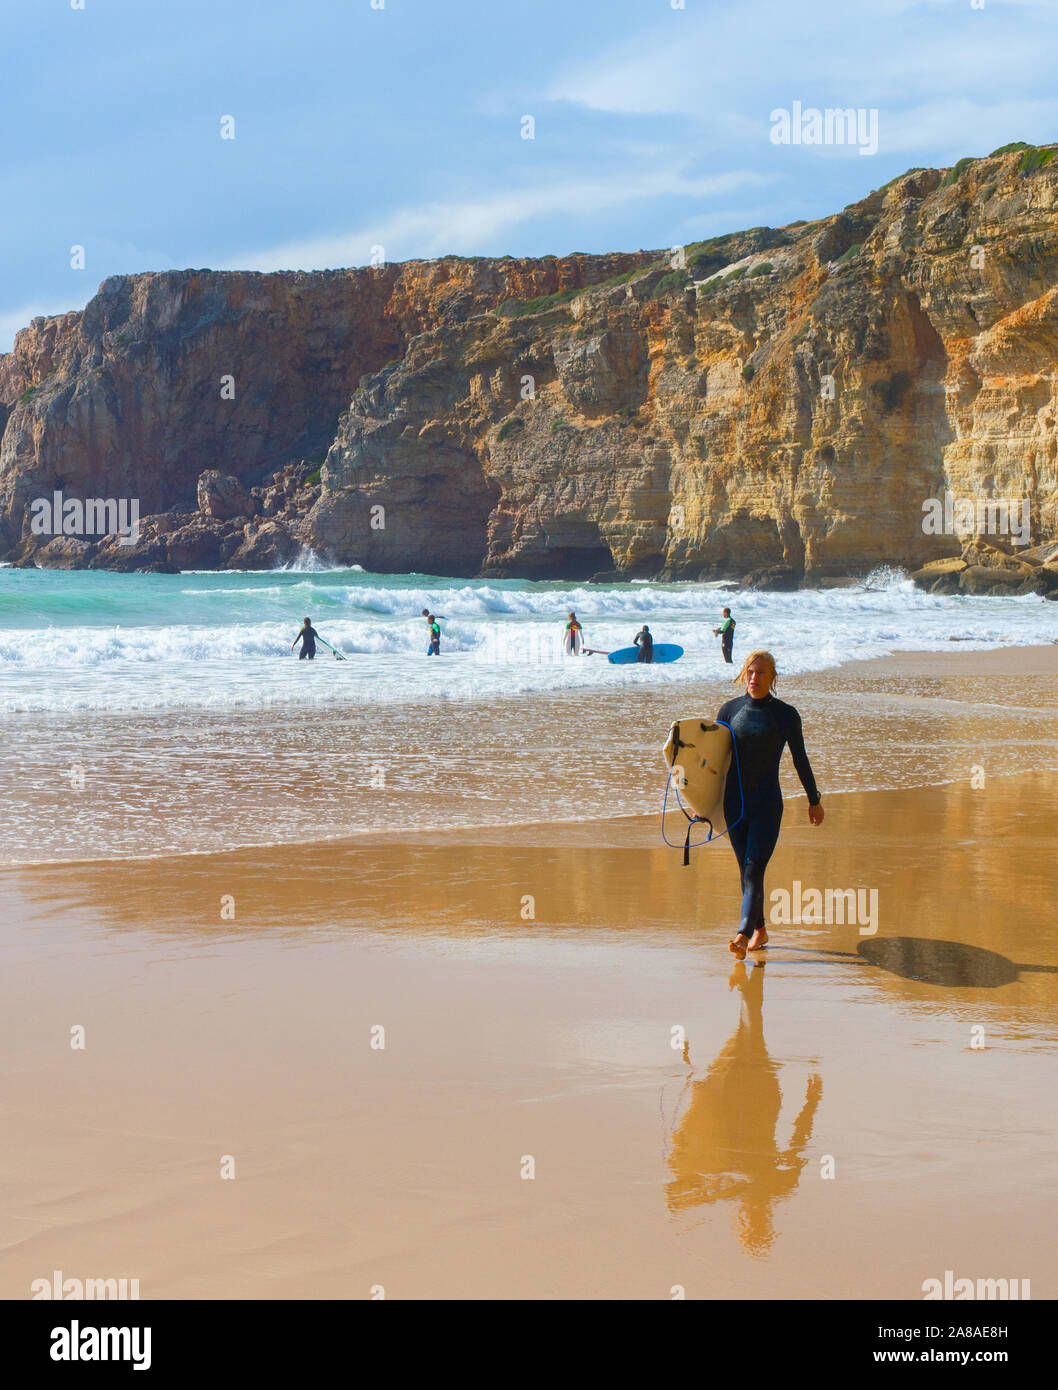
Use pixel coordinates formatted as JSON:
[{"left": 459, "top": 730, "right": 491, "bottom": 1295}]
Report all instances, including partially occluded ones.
[
  {"left": 426, "top": 614, "right": 441, "bottom": 656},
  {"left": 634, "top": 625, "right": 654, "bottom": 663},
  {"left": 291, "top": 617, "right": 320, "bottom": 661},
  {"left": 564, "top": 611, "right": 584, "bottom": 655},
  {"left": 713, "top": 608, "right": 736, "bottom": 664},
  {"left": 718, "top": 650, "right": 823, "bottom": 959}
]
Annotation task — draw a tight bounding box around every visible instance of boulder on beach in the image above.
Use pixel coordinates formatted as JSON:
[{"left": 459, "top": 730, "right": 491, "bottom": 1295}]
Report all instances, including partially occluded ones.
[{"left": 743, "top": 565, "right": 801, "bottom": 592}]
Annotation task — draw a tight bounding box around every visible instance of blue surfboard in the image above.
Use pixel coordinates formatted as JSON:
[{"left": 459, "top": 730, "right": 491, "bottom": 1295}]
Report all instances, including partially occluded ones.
[{"left": 608, "top": 644, "right": 684, "bottom": 665}]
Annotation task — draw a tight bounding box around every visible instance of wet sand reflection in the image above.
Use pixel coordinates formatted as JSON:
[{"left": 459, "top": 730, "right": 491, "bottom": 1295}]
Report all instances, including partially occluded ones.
[{"left": 665, "top": 962, "right": 821, "bottom": 1255}]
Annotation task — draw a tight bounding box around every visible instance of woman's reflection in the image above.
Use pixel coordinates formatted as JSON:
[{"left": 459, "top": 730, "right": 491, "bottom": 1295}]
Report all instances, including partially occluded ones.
[{"left": 665, "top": 961, "right": 822, "bottom": 1255}]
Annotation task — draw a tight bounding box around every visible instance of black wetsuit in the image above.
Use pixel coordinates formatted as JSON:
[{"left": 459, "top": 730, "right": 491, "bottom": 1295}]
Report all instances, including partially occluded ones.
[
  {"left": 635, "top": 630, "right": 653, "bottom": 663},
  {"left": 717, "top": 692, "right": 820, "bottom": 938},
  {"left": 296, "top": 624, "right": 319, "bottom": 660}
]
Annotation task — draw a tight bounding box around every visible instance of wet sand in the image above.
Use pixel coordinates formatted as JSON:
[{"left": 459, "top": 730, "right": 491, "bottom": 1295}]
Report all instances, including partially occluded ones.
[{"left": 3, "top": 644, "right": 1058, "bottom": 1300}]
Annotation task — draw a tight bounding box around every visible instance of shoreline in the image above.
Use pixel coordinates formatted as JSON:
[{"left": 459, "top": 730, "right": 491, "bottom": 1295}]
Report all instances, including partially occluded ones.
[
  {"left": 4, "top": 643, "right": 1057, "bottom": 870},
  {"left": 803, "top": 641, "right": 1058, "bottom": 675}
]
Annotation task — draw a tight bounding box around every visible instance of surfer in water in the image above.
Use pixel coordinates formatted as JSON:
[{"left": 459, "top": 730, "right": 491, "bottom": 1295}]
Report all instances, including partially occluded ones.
[
  {"left": 713, "top": 608, "right": 736, "bottom": 664},
  {"left": 564, "top": 611, "right": 584, "bottom": 655},
  {"left": 634, "top": 625, "right": 654, "bottom": 663},
  {"left": 291, "top": 617, "right": 320, "bottom": 660},
  {"left": 718, "top": 650, "right": 823, "bottom": 959},
  {"left": 426, "top": 614, "right": 441, "bottom": 656}
]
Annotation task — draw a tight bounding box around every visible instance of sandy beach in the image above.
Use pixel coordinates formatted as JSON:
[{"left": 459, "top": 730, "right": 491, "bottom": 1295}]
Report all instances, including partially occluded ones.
[{"left": 2, "top": 645, "right": 1056, "bottom": 1300}]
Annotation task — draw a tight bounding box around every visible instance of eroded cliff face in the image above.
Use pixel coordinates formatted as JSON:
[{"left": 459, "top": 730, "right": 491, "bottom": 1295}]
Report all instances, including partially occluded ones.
[
  {"left": 2, "top": 145, "right": 1057, "bottom": 577},
  {"left": 312, "top": 151, "right": 1058, "bottom": 580},
  {"left": 0, "top": 253, "right": 650, "bottom": 569}
]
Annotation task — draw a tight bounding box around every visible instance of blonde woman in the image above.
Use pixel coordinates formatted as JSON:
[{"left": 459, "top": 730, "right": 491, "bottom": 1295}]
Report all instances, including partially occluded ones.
[{"left": 717, "top": 650, "right": 824, "bottom": 959}]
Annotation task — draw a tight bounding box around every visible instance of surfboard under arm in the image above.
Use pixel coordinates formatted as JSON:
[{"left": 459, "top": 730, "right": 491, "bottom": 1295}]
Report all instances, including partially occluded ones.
[{"left": 663, "top": 717, "right": 735, "bottom": 832}]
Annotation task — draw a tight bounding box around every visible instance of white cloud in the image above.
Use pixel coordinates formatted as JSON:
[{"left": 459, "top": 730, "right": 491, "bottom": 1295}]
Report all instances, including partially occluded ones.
[
  {"left": 546, "top": 0, "right": 1058, "bottom": 118},
  {"left": 879, "top": 98, "right": 1058, "bottom": 156},
  {"left": 220, "top": 164, "right": 773, "bottom": 272}
]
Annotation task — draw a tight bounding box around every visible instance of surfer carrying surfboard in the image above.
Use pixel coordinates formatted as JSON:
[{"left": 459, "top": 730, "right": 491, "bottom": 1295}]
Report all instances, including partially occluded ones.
[
  {"left": 564, "top": 611, "right": 584, "bottom": 656},
  {"left": 718, "top": 650, "right": 823, "bottom": 959},
  {"left": 634, "top": 625, "right": 654, "bottom": 663},
  {"left": 291, "top": 617, "right": 320, "bottom": 660}
]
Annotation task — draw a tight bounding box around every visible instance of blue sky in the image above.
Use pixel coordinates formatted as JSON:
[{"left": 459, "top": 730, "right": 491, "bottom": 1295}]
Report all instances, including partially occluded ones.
[{"left": 2, "top": 0, "right": 1057, "bottom": 350}]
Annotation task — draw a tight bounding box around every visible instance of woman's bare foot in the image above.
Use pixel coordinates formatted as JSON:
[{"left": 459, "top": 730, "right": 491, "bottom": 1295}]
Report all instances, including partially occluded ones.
[
  {"left": 729, "top": 935, "right": 747, "bottom": 960},
  {"left": 747, "top": 928, "right": 769, "bottom": 951}
]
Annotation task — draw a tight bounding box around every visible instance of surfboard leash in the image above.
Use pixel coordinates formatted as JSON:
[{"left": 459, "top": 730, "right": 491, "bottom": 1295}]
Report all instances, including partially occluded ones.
[
  {"left": 661, "top": 775, "right": 714, "bottom": 865},
  {"left": 660, "top": 718, "right": 745, "bottom": 865}
]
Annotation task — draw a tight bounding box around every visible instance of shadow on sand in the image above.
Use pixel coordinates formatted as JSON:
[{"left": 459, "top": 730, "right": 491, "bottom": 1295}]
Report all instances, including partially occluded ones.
[{"left": 773, "top": 936, "right": 1058, "bottom": 989}]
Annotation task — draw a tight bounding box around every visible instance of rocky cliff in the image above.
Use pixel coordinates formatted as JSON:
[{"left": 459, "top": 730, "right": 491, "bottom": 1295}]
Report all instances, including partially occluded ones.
[{"left": 3, "top": 141, "right": 1058, "bottom": 584}]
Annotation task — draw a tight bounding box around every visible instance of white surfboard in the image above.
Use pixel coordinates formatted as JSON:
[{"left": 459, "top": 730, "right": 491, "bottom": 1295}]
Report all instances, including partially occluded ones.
[
  {"left": 563, "top": 628, "right": 583, "bottom": 655},
  {"left": 663, "top": 718, "right": 734, "bottom": 832}
]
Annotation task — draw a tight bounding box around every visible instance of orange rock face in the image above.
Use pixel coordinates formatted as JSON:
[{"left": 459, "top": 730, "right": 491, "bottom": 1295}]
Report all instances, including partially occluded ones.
[{"left": 3, "top": 147, "right": 1057, "bottom": 576}]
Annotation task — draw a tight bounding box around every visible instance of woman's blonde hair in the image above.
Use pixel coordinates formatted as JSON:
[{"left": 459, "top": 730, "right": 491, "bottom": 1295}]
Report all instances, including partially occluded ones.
[{"left": 734, "top": 649, "right": 778, "bottom": 687}]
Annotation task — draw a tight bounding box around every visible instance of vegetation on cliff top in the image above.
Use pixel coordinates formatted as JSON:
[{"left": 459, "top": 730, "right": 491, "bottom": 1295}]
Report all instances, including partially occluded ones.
[
  {"left": 1016, "top": 145, "right": 1056, "bottom": 174},
  {"left": 940, "top": 156, "right": 976, "bottom": 187},
  {"left": 493, "top": 234, "right": 799, "bottom": 317},
  {"left": 494, "top": 262, "right": 656, "bottom": 317},
  {"left": 880, "top": 167, "right": 925, "bottom": 190},
  {"left": 936, "top": 142, "right": 1056, "bottom": 187}
]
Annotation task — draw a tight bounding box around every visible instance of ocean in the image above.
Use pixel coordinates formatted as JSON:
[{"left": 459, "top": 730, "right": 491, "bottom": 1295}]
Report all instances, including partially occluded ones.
[
  {"left": 3, "top": 563, "right": 1055, "bottom": 714},
  {"left": 2, "top": 563, "right": 1057, "bottom": 863}
]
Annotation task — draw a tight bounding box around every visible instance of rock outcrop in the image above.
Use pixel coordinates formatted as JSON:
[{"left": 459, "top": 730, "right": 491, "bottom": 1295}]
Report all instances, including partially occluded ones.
[
  {"left": 197, "top": 470, "right": 256, "bottom": 522},
  {"left": 3, "top": 143, "right": 1058, "bottom": 578},
  {"left": 911, "top": 535, "right": 1058, "bottom": 596}
]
